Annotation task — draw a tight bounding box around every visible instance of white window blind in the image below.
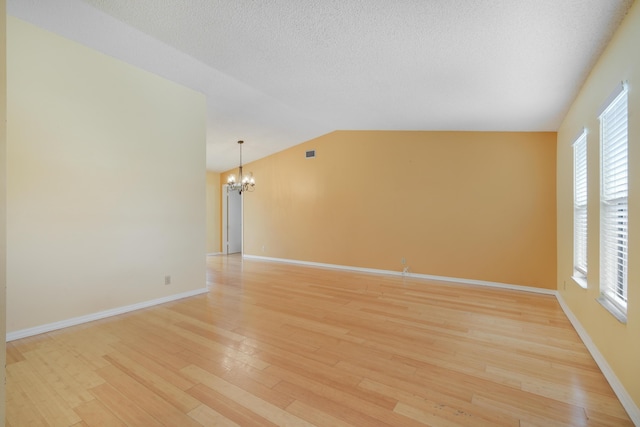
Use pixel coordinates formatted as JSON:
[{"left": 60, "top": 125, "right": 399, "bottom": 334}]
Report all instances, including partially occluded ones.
[
  {"left": 573, "top": 131, "right": 588, "bottom": 279},
  {"left": 600, "top": 84, "right": 628, "bottom": 313}
]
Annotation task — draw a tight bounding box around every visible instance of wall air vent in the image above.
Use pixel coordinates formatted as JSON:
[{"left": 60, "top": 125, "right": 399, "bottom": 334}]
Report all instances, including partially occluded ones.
[{"left": 305, "top": 150, "right": 316, "bottom": 159}]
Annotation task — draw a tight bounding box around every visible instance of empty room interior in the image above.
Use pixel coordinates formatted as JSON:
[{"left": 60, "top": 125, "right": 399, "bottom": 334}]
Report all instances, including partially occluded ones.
[{"left": 2, "top": 0, "right": 640, "bottom": 426}]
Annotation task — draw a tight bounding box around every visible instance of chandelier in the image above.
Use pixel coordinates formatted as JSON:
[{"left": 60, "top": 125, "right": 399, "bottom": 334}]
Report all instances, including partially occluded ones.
[{"left": 227, "top": 140, "right": 255, "bottom": 194}]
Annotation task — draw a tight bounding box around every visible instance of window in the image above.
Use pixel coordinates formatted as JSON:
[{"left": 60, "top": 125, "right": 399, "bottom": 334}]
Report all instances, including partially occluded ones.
[
  {"left": 599, "top": 83, "right": 628, "bottom": 319},
  {"left": 573, "top": 130, "right": 588, "bottom": 286}
]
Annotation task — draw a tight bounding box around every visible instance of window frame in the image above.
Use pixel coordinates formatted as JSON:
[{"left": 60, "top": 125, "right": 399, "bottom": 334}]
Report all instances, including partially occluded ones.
[
  {"left": 572, "top": 130, "right": 588, "bottom": 287},
  {"left": 598, "top": 83, "right": 629, "bottom": 321}
]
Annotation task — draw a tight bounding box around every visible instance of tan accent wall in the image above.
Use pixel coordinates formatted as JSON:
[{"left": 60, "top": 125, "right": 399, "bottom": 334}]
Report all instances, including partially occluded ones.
[
  {"left": 557, "top": 0, "right": 640, "bottom": 408},
  {"left": 6, "top": 17, "right": 206, "bottom": 333},
  {"left": 206, "top": 171, "right": 221, "bottom": 253},
  {"left": 223, "top": 130, "right": 556, "bottom": 289}
]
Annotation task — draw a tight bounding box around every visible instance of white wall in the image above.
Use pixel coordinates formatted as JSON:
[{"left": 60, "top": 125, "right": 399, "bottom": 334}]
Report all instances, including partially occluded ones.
[{"left": 6, "top": 17, "right": 207, "bottom": 333}]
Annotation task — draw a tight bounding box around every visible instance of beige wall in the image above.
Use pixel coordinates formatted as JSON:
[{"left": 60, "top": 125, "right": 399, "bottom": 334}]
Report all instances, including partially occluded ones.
[
  {"left": 1, "top": 0, "right": 6, "bottom": 423},
  {"left": 6, "top": 17, "right": 207, "bottom": 333},
  {"left": 206, "top": 171, "right": 221, "bottom": 253},
  {"left": 224, "top": 130, "right": 557, "bottom": 289},
  {"left": 557, "top": 1, "right": 640, "bottom": 408}
]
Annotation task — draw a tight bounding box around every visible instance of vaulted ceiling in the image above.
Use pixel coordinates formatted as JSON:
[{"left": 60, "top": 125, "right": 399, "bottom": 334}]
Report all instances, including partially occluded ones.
[{"left": 8, "top": 0, "right": 635, "bottom": 171}]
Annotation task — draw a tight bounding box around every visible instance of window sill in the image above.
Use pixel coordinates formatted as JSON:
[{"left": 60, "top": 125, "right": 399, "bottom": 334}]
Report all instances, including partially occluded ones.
[
  {"left": 597, "top": 296, "right": 627, "bottom": 324},
  {"left": 571, "top": 275, "right": 588, "bottom": 289}
]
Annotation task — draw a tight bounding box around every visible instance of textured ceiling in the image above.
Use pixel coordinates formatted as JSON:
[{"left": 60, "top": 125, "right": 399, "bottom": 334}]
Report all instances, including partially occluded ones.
[{"left": 8, "top": 0, "right": 635, "bottom": 171}]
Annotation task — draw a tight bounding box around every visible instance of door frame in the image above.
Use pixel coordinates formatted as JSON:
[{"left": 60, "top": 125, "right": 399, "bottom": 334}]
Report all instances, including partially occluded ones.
[{"left": 221, "top": 184, "right": 243, "bottom": 255}]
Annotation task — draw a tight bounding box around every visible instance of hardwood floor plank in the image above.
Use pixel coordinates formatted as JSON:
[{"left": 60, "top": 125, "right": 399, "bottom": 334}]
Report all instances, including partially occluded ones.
[
  {"left": 89, "top": 383, "right": 164, "bottom": 427},
  {"left": 5, "top": 376, "right": 50, "bottom": 427},
  {"left": 257, "top": 345, "right": 366, "bottom": 390},
  {"left": 95, "top": 365, "right": 202, "bottom": 427},
  {"left": 174, "top": 319, "right": 248, "bottom": 351},
  {"left": 273, "top": 379, "right": 395, "bottom": 427},
  {"left": 187, "top": 404, "right": 241, "bottom": 427},
  {"left": 20, "top": 342, "right": 103, "bottom": 408},
  {"left": 5, "top": 342, "right": 25, "bottom": 365},
  {"left": 102, "top": 351, "right": 201, "bottom": 414},
  {"left": 360, "top": 377, "right": 519, "bottom": 427},
  {"left": 220, "top": 364, "right": 295, "bottom": 409},
  {"left": 174, "top": 321, "right": 270, "bottom": 370},
  {"left": 487, "top": 364, "right": 629, "bottom": 417},
  {"left": 582, "top": 406, "right": 636, "bottom": 427},
  {"left": 73, "top": 400, "right": 126, "bottom": 427},
  {"left": 177, "top": 347, "right": 238, "bottom": 378},
  {"left": 394, "top": 401, "right": 478, "bottom": 427},
  {"left": 285, "top": 399, "right": 355, "bottom": 427},
  {"left": 186, "top": 383, "right": 280, "bottom": 427},
  {"left": 265, "top": 364, "right": 427, "bottom": 426},
  {"left": 7, "top": 360, "right": 83, "bottom": 426},
  {"left": 181, "top": 364, "right": 315, "bottom": 427},
  {"left": 107, "top": 341, "right": 195, "bottom": 390},
  {"left": 161, "top": 304, "right": 248, "bottom": 343},
  {"left": 46, "top": 324, "right": 118, "bottom": 370},
  {"left": 102, "top": 324, "right": 193, "bottom": 371},
  {"left": 471, "top": 389, "right": 589, "bottom": 426}
]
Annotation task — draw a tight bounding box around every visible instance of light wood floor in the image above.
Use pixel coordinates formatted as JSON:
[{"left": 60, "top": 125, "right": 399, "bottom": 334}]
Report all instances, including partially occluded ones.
[{"left": 6, "top": 255, "right": 633, "bottom": 426}]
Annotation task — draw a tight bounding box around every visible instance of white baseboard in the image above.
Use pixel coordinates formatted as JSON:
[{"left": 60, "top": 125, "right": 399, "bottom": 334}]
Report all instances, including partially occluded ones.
[
  {"left": 556, "top": 293, "right": 640, "bottom": 425},
  {"left": 207, "top": 252, "right": 223, "bottom": 256},
  {"left": 6, "top": 287, "right": 209, "bottom": 342},
  {"left": 243, "top": 255, "right": 556, "bottom": 296}
]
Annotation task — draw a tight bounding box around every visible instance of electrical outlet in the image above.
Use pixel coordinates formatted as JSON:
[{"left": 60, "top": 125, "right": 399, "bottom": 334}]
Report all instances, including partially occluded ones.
[
  {"left": 165, "top": 275, "right": 171, "bottom": 285},
  {"left": 262, "top": 245, "right": 266, "bottom": 253},
  {"left": 401, "top": 257, "right": 406, "bottom": 265}
]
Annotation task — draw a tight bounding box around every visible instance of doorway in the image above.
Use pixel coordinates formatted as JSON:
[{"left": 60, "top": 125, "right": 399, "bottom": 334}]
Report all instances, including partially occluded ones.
[{"left": 222, "top": 185, "right": 242, "bottom": 254}]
